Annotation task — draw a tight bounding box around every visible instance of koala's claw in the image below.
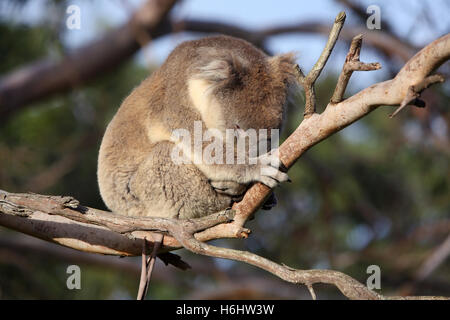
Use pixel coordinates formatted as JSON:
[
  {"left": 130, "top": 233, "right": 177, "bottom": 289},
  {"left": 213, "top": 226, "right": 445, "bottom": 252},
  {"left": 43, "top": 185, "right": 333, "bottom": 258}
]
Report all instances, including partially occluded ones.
[
  {"left": 279, "top": 162, "right": 288, "bottom": 173},
  {"left": 248, "top": 152, "right": 290, "bottom": 189},
  {"left": 258, "top": 165, "right": 290, "bottom": 188}
]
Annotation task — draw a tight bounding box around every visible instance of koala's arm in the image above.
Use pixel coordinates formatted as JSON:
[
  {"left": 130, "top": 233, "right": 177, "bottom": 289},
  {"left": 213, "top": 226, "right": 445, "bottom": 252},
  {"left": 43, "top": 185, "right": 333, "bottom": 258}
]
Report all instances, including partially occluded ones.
[
  {"left": 210, "top": 180, "right": 247, "bottom": 197},
  {"left": 172, "top": 132, "right": 289, "bottom": 189},
  {"left": 167, "top": 37, "right": 297, "bottom": 190}
]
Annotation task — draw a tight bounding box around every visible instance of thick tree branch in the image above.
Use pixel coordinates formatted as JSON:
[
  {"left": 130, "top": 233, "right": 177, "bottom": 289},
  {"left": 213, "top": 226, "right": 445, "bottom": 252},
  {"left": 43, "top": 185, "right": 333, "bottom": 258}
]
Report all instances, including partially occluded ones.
[
  {"left": 199, "top": 34, "right": 449, "bottom": 243},
  {"left": 2, "top": 189, "right": 448, "bottom": 300},
  {"left": 0, "top": 190, "right": 234, "bottom": 253}
]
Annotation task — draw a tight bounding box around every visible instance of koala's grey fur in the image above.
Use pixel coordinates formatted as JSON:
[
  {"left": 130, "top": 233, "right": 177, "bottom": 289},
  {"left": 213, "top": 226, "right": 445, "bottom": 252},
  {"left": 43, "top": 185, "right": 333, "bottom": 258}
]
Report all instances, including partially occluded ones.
[{"left": 97, "top": 35, "right": 298, "bottom": 219}]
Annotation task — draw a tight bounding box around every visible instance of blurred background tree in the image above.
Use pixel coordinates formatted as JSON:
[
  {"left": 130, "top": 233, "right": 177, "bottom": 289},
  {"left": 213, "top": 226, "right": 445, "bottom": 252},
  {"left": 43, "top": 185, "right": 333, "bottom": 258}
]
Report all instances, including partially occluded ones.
[{"left": 0, "top": 0, "right": 448, "bottom": 299}]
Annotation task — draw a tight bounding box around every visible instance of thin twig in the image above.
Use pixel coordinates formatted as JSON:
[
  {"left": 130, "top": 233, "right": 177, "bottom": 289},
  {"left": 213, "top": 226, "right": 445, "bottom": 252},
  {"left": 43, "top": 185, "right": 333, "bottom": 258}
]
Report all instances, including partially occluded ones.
[
  {"left": 137, "top": 237, "right": 149, "bottom": 300},
  {"left": 142, "top": 233, "right": 164, "bottom": 299},
  {"left": 415, "top": 234, "right": 450, "bottom": 282},
  {"left": 307, "top": 284, "right": 317, "bottom": 300},
  {"left": 299, "top": 11, "right": 346, "bottom": 117},
  {"left": 390, "top": 74, "right": 445, "bottom": 117},
  {"left": 308, "top": 11, "right": 347, "bottom": 83},
  {"left": 331, "top": 34, "right": 381, "bottom": 103}
]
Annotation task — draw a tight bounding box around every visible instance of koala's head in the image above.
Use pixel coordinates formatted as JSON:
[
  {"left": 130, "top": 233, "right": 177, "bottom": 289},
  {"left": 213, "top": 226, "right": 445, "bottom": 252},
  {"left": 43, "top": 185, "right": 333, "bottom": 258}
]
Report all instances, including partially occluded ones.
[{"left": 186, "top": 36, "right": 299, "bottom": 135}]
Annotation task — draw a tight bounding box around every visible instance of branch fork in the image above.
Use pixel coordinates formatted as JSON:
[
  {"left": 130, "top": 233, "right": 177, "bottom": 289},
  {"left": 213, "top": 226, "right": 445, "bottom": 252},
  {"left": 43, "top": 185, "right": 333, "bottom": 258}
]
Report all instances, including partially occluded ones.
[
  {"left": 299, "top": 11, "right": 347, "bottom": 117},
  {"left": 390, "top": 74, "right": 445, "bottom": 117},
  {"left": 331, "top": 34, "right": 381, "bottom": 104}
]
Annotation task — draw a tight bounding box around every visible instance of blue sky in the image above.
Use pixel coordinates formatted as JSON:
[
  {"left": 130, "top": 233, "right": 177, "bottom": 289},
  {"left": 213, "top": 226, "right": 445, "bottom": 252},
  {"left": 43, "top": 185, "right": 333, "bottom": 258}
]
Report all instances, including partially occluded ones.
[{"left": 2, "top": 0, "right": 449, "bottom": 91}]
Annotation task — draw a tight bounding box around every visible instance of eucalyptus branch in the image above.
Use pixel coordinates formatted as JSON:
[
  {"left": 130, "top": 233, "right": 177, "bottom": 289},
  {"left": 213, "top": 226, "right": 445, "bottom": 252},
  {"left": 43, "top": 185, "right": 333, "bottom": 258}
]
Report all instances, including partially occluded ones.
[
  {"left": 168, "top": 217, "right": 449, "bottom": 300},
  {"left": 0, "top": 190, "right": 234, "bottom": 253},
  {"left": 331, "top": 34, "right": 381, "bottom": 103},
  {"left": 217, "top": 34, "right": 449, "bottom": 243},
  {"left": 389, "top": 74, "right": 445, "bottom": 117},
  {"left": 299, "top": 11, "right": 346, "bottom": 117}
]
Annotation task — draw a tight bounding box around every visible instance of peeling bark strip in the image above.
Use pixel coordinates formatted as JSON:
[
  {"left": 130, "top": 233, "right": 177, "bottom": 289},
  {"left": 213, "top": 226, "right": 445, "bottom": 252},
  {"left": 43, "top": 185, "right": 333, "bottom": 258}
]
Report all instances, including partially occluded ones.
[{"left": 0, "top": 11, "right": 449, "bottom": 299}]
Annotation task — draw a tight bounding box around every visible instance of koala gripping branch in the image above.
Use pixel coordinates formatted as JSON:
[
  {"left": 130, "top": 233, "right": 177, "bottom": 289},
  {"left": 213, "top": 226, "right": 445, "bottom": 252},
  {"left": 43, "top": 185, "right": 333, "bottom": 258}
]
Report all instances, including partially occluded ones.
[
  {"left": 196, "top": 28, "right": 450, "bottom": 243},
  {"left": 0, "top": 13, "right": 449, "bottom": 299},
  {"left": 0, "top": 189, "right": 448, "bottom": 300}
]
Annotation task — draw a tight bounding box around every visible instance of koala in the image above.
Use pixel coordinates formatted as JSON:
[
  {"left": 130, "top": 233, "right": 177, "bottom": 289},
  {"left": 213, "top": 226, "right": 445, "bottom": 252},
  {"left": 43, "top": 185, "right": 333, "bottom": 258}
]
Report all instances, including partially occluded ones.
[{"left": 97, "top": 35, "right": 298, "bottom": 219}]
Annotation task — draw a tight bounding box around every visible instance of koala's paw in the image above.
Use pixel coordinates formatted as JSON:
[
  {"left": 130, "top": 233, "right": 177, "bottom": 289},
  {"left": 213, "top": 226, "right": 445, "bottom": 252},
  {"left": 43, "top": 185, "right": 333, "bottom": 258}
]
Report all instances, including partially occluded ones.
[
  {"left": 210, "top": 180, "right": 247, "bottom": 197},
  {"left": 250, "top": 152, "right": 290, "bottom": 189}
]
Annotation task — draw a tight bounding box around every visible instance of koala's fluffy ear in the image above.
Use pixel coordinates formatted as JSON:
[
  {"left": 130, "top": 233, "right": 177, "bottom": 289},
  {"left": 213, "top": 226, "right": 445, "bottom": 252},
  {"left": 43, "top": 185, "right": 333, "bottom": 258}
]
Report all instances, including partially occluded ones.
[
  {"left": 195, "top": 48, "right": 248, "bottom": 84},
  {"left": 268, "top": 53, "right": 302, "bottom": 109},
  {"left": 267, "top": 52, "right": 298, "bottom": 83}
]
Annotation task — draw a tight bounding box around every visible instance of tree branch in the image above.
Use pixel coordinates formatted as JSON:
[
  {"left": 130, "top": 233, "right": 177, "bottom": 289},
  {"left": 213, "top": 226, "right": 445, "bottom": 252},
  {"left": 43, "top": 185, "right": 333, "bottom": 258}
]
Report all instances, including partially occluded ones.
[
  {"left": 137, "top": 234, "right": 163, "bottom": 300},
  {"left": 0, "top": 16, "right": 448, "bottom": 299},
  {"left": 331, "top": 34, "right": 381, "bottom": 103},
  {"left": 389, "top": 74, "right": 445, "bottom": 117},
  {"left": 299, "top": 11, "right": 346, "bottom": 117},
  {"left": 2, "top": 189, "right": 448, "bottom": 300},
  {"left": 200, "top": 34, "right": 449, "bottom": 245},
  {"left": 0, "top": 190, "right": 234, "bottom": 253}
]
